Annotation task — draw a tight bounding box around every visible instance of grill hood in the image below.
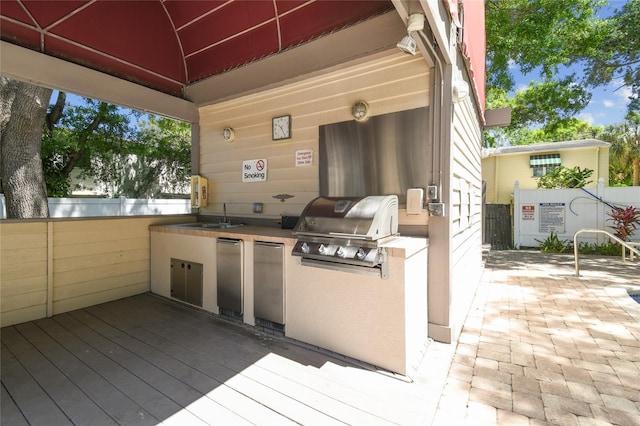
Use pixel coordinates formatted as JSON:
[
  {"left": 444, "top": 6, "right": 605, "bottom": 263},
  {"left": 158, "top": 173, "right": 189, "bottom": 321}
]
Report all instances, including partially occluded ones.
[{"left": 293, "top": 195, "right": 398, "bottom": 240}]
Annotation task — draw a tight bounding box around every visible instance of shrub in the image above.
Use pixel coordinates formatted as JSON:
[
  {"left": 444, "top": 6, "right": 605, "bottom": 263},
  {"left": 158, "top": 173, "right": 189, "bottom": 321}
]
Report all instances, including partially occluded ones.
[
  {"left": 577, "top": 241, "right": 621, "bottom": 256},
  {"left": 536, "top": 233, "right": 622, "bottom": 256},
  {"left": 535, "top": 232, "right": 572, "bottom": 253},
  {"left": 608, "top": 206, "right": 640, "bottom": 241},
  {"left": 536, "top": 165, "right": 593, "bottom": 189}
]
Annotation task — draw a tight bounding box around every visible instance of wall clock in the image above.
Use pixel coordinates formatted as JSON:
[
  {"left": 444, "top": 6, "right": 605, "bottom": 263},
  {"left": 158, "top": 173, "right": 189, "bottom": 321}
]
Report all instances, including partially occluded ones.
[{"left": 272, "top": 115, "right": 291, "bottom": 140}]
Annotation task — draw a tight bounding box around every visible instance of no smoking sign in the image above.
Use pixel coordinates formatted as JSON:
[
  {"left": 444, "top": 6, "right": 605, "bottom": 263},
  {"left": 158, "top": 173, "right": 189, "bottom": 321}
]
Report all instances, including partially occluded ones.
[{"left": 242, "top": 158, "right": 268, "bottom": 182}]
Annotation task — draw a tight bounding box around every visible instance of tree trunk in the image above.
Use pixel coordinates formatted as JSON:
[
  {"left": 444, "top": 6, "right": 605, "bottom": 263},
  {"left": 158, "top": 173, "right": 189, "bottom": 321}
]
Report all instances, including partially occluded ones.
[
  {"left": 0, "top": 78, "right": 52, "bottom": 218},
  {"left": 633, "top": 157, "right": 639, "bottom": 187}
]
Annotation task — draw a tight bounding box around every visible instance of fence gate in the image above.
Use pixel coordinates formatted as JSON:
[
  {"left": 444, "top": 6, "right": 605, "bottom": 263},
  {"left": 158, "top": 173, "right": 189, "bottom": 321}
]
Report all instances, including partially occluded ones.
[{"left": 484, "top": 204, "right": 512, "bottom": 249}]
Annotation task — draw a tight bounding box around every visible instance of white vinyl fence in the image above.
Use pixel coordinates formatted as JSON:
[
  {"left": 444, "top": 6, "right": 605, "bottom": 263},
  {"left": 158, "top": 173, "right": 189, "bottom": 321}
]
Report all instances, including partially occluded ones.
[
  {"left": 0, "top": 195, "right": 190, "bottom": 219},
  {"left": 513, "top": 178, "right": 640, "bottom": 248}
]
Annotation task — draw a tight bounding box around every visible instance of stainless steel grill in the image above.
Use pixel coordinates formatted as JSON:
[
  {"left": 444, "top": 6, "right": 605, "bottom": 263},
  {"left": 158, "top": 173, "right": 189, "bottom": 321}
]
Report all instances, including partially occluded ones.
[{"left": 292, "top": 195, "right": 398, "bottom": 278}]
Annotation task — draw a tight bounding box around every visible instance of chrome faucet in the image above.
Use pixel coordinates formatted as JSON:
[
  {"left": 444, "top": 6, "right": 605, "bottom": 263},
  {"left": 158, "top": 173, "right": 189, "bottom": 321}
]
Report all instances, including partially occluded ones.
[{"left": 223, "top": 203, "right": 229, "bottom": 224}]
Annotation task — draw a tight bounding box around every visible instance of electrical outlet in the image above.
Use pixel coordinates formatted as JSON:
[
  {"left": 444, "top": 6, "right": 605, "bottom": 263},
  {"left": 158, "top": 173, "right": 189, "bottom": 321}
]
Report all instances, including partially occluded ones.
[
  {"left": 427, "top": 185, "right": 438, "bottom": 200},
  {"left": 406, "top": 188, "right": 424, "bottom": 215},
  {"left": 428, "top": 203, "right": 445, "bottom": 217}
]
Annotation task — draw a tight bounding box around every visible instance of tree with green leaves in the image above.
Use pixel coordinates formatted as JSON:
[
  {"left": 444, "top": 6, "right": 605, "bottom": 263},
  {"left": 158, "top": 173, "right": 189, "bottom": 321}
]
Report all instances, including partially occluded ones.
[
  {"left": 1, "top": 77, "right": 192, "bottom": 219},
  {"left": 601, "top": 112, "right": 640, "bottom": 186},
  {"left": 582, "top": 0, "right": 640, "bottom": 112},
  {"left": 43, "top": 94, "right": 191, "bottom": 199},
  {"left": 485, "top": 0, "right": 639, "bottom": 145},
  {"left": 89, "top": 114, "right": 191, "bottom": 198},
  {"left": 43, "top": 94, "right": 134, "bottom": 197}
]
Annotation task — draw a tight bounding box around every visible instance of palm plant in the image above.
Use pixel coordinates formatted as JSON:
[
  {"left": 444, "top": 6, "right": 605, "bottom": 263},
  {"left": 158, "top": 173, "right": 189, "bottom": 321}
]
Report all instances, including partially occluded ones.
[{"left": 602, "top": 113, "right": 640, "bottom": 186}]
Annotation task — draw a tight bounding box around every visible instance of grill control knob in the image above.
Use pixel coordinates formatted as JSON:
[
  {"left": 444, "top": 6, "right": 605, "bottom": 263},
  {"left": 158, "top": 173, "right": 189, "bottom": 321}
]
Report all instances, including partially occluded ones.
[
  {"left": 301, "top": 242, "right": 310, "bottom": 254},
  {"left": 336, "top": 246, "right": 346, "bottom": 257},
  {"left": 355, "top": 248, "right": 367, "bottom": 260},
  {"left": 318, "top": 244, "right": 328, "bottom": 254}
]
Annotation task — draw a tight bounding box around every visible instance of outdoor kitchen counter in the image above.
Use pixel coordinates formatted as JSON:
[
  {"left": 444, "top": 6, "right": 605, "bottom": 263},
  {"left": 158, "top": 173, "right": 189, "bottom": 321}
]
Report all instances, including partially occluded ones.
[
  {"left": 149, "top": 223, "right": 296, "bottom": 242},
  {"left": 150, "top": 224, "right": 428, "bottom": 377}
]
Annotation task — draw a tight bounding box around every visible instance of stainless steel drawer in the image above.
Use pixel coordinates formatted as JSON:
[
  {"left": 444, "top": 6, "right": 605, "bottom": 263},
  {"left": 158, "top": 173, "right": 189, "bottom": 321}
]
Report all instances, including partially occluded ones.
[{"left": 253, "top": 241, "right": 285, "bottom": 324}]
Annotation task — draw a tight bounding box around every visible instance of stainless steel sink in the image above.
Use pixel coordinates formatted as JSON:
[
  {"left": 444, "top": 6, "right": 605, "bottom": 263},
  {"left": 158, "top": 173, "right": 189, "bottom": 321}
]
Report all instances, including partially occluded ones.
[
  {"left": 217, "top": 223, "right": 244, "bottom": 228},
  {"left": 178, "top": 223, "right": 244, "bottom": 229}
]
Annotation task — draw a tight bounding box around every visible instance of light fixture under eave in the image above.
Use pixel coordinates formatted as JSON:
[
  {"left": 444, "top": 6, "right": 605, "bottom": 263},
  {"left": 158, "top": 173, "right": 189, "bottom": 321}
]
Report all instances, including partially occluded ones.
[
  {"left": 222, "top": 127, "right": 235, "bottom": 142},
  {"left": 352, "top": 101, "right": 370, "bottom": 122},
  {"left": 452, "top": 81, "right": 470, "bottom": 103},
  {"left": 397, "top": 35, "right": 417, "bottom": 55},
  {"left": 397, "top": 13, "right": 424, "bottom": 55}
]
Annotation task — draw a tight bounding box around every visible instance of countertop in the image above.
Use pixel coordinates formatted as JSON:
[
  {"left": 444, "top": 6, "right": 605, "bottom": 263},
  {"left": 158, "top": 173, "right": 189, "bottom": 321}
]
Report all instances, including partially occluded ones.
[
  {"left": 149, "top": 223, "right": 297, "bottom": 243},
  {"left": 150, "top": 223, "right": 428, "bottom": 257}
]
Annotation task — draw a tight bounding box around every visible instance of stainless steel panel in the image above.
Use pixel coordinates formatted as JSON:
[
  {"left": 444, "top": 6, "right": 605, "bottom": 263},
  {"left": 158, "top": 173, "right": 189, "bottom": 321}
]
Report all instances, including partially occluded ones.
[
  {"left": 253, "top": 242, "right": 285, "bottom": 324},
  {"left": 171, "top": 259, "right": 203, "bottom": 307},
  {"left": 319, "top": 107, "right": 429, "bottom": 203},
  {"left": 216, "top": 238, "right": 243, "bottom": 313},
  {"left": 185, "top": 262, "right": 203, "bottom": 307},
  {"left": 300, "top": 257, "right": 388, "bottom": 279},
  {"left": 170, "top": 259, "right": 185, "bottom": 301}
]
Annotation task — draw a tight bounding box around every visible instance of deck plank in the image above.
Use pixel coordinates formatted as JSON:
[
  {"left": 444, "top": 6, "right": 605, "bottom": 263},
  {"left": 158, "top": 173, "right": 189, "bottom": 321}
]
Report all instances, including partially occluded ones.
[
  {"left": 110, "top": 295, "right": 427, "bottom": 424},
  {"left": 1, "top": 383, "right": 29, "bottom": 426},
  {"left": 51, "top": 312, "right": 255, "bottom": 426},
  {"left": 112, "top": 303, "right": 400, "bottom": 425},
  {"left": 13, "top": 321, "right": 159, "bottom": 425},
  {"left": 1, "top": 336, "right": 75, "bottom": 426},
  {"left": 33, "top": 317, "right": 204, "bottom": 423},
  {"left": 86, "top": 297, "right": 349, "bottom": 425},
  {"left": 2, "top": 293, "right": 437, "bottom": 426},
  {"left": 72, "top": 304, "right": 297, "bottom": 425}
]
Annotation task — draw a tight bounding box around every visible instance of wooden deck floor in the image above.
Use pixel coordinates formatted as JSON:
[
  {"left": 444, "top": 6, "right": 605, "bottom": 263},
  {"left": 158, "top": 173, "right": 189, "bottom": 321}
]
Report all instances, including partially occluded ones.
[{"left": 1, "top": 294, "right": 438, "bottom": 425}]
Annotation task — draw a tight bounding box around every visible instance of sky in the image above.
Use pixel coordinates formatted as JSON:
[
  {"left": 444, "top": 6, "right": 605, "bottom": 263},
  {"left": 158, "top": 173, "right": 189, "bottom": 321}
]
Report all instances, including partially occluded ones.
[
  {"left": 510, "top": 0, "right": 633, "bottom": 128},
  {"left": 512, "top": 72, "right": 632, "bottom": 128}
]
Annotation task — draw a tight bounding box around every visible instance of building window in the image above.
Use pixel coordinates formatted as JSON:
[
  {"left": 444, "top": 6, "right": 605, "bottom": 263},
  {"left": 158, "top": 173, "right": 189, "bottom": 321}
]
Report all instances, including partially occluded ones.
[
  {"left": 531, "top": 165, "right": 558, "bottom": 177},
  {"left": 530, "top": 154, "right": 561, "bottom": 177}
]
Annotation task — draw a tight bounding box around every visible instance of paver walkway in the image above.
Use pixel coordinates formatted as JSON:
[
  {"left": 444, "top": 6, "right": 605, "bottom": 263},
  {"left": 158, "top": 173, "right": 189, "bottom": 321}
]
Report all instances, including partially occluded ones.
[{"left": 430, "top": 250, "right": 640, "bottom": 426}]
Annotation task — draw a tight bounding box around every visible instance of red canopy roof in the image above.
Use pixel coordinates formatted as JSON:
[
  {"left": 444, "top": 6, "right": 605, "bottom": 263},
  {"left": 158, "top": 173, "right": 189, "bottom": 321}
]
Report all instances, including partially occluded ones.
[{"left": 1, "top": 0, "right": 393, "bottom": 98}]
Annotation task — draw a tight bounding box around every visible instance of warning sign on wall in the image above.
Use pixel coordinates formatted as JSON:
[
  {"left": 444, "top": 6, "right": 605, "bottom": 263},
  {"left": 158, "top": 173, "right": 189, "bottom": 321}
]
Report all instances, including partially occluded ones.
[
  {"left": 522, "top": 205, "right": 535, "bottom": 220},
  {"left": 295, "top": 149, "right": 313, "bottom": 167},
  {"left": 539, "top": 202, "right": 565, "bottom": 233},
  {"left": 242, "top": 158, "right": 267, "bottom": 182}
]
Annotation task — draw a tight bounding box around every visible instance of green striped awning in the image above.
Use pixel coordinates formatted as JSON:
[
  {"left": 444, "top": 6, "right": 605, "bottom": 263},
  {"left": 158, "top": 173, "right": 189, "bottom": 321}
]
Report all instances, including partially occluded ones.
[{"left": 530, "top": 154, "right": 561, "bottom": 167}]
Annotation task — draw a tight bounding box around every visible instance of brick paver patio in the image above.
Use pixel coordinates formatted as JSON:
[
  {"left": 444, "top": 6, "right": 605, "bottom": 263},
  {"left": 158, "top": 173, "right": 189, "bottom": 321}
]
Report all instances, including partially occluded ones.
[{"left": 430, "top": 250, "right": 640, "bottom": 425}]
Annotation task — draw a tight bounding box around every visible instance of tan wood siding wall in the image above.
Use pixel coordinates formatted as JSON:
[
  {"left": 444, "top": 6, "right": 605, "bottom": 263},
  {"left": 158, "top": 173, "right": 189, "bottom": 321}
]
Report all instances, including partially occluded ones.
[
  {"left": 1, "top": 222, "right": 48, "bottom": 326},
  {"left": 0, "top": 215, "right": 194, "bottom": 327},
  {"left": 198, "top": 51, "right": 431, "bottom": 220}
]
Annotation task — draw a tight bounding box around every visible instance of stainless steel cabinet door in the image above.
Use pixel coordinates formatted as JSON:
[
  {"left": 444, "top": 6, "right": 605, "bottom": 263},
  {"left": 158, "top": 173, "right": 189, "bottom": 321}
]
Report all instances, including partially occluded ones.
[
  {"left": 253, "top": 242, "right": 285, "bottom": 324},
  {"left": 170, "top": 259, "right": 186, "bottom": 301},
  {"left": 185, "top": 262, "right": 203, "bottom": 307},
  {"left": 216, "top": 238, "right": 243, "bottom": 313},
  {"left": 171, "top": 259, "right": 203, "bottom": 307}
]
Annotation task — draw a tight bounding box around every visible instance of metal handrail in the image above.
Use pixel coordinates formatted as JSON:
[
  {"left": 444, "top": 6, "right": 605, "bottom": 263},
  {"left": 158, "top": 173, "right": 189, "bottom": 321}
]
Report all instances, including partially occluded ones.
[{"left": 573, "top": 229, "right": 640, "bottom": 276}]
